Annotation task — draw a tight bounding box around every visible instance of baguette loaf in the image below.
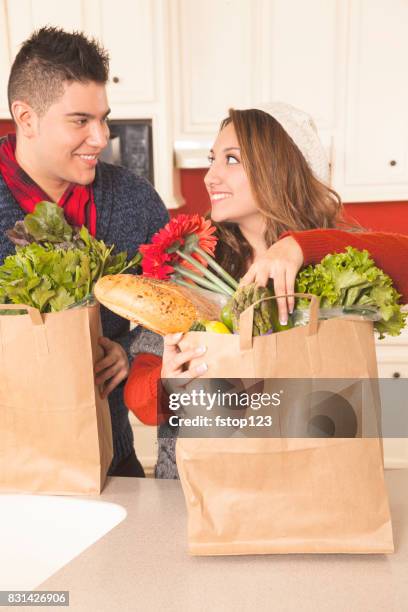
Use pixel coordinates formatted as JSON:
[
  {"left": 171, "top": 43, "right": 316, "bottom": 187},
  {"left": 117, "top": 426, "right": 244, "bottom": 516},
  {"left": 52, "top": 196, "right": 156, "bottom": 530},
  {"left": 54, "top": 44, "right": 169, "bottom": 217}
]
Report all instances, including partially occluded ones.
[{"left": 94, "top": 275, "right": 220, "bottom": 335}]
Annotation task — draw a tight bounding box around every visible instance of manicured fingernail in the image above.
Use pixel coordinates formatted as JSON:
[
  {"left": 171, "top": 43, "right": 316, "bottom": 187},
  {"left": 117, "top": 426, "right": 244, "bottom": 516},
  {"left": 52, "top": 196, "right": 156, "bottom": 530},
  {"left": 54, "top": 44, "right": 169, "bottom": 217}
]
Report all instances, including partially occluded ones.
[
  {"left": 196, "top": 363, "right": 208, "bottom": 374},
  {"left": 173, "top": 332, "right": 183, "bottom": 341},
  {"left": 195, "top": 345, "right": 206, "bottom": 355},
  {"left": 289, "top": 308, "right": 294, "bottom": 314},
  {"left": 280, "top": 319, "right": 287, "bottom": 326}
]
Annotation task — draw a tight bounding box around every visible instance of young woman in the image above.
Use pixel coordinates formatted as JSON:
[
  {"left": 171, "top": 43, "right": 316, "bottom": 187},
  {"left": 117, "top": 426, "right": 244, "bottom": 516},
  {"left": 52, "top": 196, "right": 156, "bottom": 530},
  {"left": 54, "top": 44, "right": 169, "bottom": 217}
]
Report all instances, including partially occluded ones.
[{"left": 125, "top": 103, "right": 408, "bottom": 478}]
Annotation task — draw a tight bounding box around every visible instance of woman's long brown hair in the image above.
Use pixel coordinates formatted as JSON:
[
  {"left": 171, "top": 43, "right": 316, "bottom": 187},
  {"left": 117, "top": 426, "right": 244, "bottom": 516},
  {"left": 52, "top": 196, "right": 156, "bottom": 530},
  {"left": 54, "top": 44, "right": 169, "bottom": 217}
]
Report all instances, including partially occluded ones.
[{"left": 214, "top": 108, "right": 353, "bottom": 279}]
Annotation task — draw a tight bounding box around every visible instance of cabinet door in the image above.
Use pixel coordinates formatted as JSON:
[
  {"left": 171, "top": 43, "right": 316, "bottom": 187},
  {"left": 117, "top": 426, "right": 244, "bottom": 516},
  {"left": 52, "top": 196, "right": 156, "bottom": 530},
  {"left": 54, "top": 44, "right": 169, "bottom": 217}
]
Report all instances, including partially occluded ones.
[
  {"left": 0, "top": 1, "right": 11, "bottom": 117},
  {"left": 6, "top": 0, "right": 83, "bottom": 58},
  {"left": 172, "top": 0, "right": 338, "bottom": 167},
  {"left": 95, "top": 0, "right": 156, "bottom": 105},
  {"left": 383, "top": 439, "right": 408, "bottom": 469},
  {"left": 3, "top": 0, "right": 156, "bottom": 107},
  {"left": 258, "top": 0, "right": 337, "bottom": 132},
  {"left": 378, "top": 368, "right": 408, "bottom": 468},
  {"left": 335, "top": 0, "right": 408, "bottom": 201},
  {"left": 0, "top": 0, "right": 85, "bottom": 119},
  {"left": 129, "top": 413, "right": 157, "bottom": 474},
  {"left": 174, "top": 0, "right": 255, "bottom": 136},
  {"left": 375, "top": 322, "right": 408, "bottom": 467}
]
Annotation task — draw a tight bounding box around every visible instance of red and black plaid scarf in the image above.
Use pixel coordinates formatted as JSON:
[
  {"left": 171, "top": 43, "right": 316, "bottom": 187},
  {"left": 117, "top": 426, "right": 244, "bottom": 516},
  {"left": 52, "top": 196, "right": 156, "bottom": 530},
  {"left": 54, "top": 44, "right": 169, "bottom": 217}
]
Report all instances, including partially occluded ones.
[{"left": 0, "top": 133, "right": 97, "bottom": 236}]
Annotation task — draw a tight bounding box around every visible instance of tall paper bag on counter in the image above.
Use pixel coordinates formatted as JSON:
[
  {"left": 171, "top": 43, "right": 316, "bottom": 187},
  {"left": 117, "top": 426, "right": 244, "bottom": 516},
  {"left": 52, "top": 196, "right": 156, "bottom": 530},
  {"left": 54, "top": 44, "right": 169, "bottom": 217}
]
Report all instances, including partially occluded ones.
[
  {"left": 0, "top": 303, "right": 113, "bottom": 495},
  {"left": 176, "top": 294, "right": 394, "bottom": 554}
]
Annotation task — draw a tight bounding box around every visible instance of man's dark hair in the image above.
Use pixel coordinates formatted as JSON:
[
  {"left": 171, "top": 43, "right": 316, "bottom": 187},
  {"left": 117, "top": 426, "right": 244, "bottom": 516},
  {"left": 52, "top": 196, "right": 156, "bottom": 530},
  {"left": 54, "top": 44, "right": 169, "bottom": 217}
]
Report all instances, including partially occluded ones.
[{"left": 8, "top": 26, "right": 110, "bottom": 116}]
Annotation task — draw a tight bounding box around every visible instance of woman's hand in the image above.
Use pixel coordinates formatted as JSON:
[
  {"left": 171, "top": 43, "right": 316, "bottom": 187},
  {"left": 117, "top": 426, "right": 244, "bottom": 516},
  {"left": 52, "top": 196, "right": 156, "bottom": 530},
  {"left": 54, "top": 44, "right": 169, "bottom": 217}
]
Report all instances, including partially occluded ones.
[
  {"left": 240, "top": 236, "right": 304, "bottom": 325},
  {"left": 161, "top": 332, "right": 207, "bottom": 394},
  {"left": 95, "top": 337, "right": 129, "bottom": 399}
]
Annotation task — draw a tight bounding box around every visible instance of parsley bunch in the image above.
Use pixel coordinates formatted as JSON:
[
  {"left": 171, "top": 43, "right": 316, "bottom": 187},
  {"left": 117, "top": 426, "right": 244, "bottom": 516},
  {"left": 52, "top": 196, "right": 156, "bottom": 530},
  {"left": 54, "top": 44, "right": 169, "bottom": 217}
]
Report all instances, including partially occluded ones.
[{"left": 0, "top": 202, "right": 141, "bottom": 312}]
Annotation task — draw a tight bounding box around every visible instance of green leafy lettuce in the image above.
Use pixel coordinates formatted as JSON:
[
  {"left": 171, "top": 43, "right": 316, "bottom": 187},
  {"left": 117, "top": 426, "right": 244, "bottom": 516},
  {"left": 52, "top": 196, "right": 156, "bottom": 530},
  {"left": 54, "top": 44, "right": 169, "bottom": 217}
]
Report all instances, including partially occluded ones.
[
  {"left": 0, "top": 201, "right": 142, "bottom": 313},
  {"left": 295, "top": 246, "right": 407, "bottom": 338}
]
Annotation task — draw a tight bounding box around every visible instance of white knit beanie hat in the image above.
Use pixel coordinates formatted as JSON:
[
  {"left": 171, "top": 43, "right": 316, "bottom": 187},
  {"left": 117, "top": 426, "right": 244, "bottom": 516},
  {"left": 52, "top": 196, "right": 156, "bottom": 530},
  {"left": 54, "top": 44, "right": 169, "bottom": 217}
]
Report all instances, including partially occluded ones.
[{"left": 257, "top": 102, "right": 330, "bottom": 184}]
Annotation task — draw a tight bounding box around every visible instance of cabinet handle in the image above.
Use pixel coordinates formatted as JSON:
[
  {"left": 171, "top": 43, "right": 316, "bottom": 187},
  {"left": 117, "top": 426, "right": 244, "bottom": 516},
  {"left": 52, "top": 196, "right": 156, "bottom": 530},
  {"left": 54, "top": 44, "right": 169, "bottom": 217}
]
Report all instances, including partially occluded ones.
[
  {"left": 392, "top": 371, "right": 401, "bottom": 378},
  {"left": 112, "top": 76, "right": 120, "bottom": 84},
  {"left": 389, "top": 160, "right": 397, "bottom": 167}
]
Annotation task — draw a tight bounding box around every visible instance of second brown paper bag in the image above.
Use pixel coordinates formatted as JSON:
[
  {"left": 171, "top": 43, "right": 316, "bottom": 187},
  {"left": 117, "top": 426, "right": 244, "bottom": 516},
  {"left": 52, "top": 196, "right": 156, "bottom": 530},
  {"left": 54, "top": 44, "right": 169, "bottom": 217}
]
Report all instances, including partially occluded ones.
[{"left": 176, "top": 294, "right": 394, "bottom": 554}]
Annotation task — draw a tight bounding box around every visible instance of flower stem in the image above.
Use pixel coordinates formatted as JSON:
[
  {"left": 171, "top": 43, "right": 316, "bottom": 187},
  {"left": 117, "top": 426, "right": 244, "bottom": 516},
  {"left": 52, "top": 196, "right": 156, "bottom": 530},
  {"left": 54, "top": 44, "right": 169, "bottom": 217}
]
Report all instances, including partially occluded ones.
[
  {"left": 173, "top": 264, "right": 230, "bottom": 295},
  {"left": 173, "top": 277, "right": 201, "bottom": 292},
  {"left": 175, "top": 249, "right": 234, "bottom": 296},
  {"left": 193, "top": 245, "right": 238, "bottom": 290}
]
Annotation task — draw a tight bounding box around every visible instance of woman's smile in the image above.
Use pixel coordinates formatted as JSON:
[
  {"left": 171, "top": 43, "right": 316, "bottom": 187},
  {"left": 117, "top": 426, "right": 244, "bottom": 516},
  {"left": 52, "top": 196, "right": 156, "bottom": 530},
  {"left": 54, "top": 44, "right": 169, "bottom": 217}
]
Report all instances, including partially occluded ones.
[{"left": 209, "top": 192, "right": 233, "bottom": 203}]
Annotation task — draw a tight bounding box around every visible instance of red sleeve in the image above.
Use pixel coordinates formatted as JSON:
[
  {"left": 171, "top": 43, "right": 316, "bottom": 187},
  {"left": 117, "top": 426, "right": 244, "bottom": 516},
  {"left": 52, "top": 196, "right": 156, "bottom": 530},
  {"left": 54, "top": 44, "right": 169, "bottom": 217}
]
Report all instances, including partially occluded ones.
[
  {"left": 281, "top": 229, "right": 408, "bottom": 303},
  {"left": 124, "top": 353, "right": 162, "bottom": 426}
]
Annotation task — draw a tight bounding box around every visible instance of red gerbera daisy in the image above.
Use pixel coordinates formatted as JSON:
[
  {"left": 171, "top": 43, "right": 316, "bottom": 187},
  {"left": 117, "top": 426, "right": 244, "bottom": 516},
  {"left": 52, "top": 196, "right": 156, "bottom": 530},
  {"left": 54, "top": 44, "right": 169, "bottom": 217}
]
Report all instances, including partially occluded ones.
[
  {"left": 140, "top": 214, "right": 217, "bottom": 279},
  {"left": 139, "top": 244, "right": 174, "bottom": 279},
  {"left": 153, "top": 214, "right": 216, "bottom": 254}
]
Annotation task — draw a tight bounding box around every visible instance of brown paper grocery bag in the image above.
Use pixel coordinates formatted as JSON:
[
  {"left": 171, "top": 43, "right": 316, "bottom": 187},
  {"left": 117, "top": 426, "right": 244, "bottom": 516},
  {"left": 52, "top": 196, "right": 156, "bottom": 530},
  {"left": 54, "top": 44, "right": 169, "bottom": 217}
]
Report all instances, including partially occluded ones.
[
  {"left": 176, "top": 294, "right": 394, "bottom": 554},
  {"left": 0, "top": 303, "right": 112, "bottom": 495}
]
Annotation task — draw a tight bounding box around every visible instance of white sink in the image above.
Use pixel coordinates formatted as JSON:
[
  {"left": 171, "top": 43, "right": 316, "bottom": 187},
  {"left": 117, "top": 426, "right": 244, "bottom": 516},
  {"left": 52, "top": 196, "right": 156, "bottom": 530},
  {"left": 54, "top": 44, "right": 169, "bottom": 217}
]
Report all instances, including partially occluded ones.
[{"left": 0, "top": 495, "right": 127, "bottom": 590}]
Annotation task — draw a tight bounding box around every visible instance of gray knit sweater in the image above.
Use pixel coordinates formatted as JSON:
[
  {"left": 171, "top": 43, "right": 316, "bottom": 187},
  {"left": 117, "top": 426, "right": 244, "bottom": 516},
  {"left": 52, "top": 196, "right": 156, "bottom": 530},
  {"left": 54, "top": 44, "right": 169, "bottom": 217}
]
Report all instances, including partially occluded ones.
[{"left": 0, "top": 158, "right": 168, "bottom": 471}]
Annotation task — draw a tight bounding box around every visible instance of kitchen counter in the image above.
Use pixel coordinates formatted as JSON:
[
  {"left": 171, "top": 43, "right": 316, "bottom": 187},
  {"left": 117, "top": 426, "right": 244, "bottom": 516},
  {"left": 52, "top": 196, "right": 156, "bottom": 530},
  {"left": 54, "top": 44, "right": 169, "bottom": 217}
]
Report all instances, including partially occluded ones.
[{"left": 33, "top": 471, "right": 407, "bottom": 612}]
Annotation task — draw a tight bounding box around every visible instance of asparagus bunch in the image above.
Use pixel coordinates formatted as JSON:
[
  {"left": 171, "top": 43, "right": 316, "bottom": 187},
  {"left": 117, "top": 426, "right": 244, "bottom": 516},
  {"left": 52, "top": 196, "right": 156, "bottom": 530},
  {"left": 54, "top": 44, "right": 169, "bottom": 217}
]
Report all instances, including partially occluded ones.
[{"left": 231, "top": 283, "right": 276, "bottom": 336}]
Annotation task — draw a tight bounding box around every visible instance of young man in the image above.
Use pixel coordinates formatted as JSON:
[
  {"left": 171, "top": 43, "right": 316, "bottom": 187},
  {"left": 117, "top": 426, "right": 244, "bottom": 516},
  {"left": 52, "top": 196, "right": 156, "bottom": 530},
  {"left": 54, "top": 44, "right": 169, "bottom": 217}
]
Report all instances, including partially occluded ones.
[{"left": 0, "top": 27, "right": 169, "bottom": 476}]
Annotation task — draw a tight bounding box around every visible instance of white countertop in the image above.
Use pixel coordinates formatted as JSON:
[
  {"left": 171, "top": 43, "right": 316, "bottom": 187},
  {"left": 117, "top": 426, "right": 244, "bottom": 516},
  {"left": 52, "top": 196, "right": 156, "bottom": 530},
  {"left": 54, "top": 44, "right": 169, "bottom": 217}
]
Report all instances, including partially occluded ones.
[{"left": 29, "top": 470, "right": 408, "bottom": 612}]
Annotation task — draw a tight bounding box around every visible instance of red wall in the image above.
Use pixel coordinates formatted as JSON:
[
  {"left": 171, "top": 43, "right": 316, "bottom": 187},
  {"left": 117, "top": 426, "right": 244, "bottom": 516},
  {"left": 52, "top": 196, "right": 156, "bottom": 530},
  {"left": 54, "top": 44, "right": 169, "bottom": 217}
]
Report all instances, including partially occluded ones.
[
  {"left": 177, "top": 169, "right": 408, "bottom": 234},
  {"left": 0, "top": 120, "right": 14, "bottom": 136},
  {"left": 1, "top": 121, "right": 406, "bottom": 233}
]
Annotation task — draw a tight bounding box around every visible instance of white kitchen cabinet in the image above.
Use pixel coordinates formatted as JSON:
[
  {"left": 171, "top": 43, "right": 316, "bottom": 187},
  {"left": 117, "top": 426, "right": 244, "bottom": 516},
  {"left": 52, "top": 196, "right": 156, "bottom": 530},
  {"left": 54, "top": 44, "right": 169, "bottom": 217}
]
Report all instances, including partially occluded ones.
[
  {"left": 94, "top": 0, "right": 156, "bottom": 106},
  {"left": 1, "top": 0, "right": 158, "bottom": 107},
  {"left": 375, "top": 321, "right": 408, "bottom": 377},
  {"left": 173, "top": 0, "right": 255, "bottom": 134},
  {"left": 1, "top": 1, "right": 407, "bottom": 202},
  {"left": 0, "top": 1, "right": 10, "bottom": 116},
  {"left": 172, "top": 0, "right": 408, "bottom": 203},
  {"left": 375, "top": 322, "right": 408, "bottom": 468},
  {"left": 172, "top": 0, "right": 338, "bottom": 168},
  {"left": 171, "top": 0, "right": 339, "bottom": 136},
  {"left": 332, "top": 0, "right": 408, "bottom": 202},
  {"left": 5, "top": 0, "right": 84, "bottom": 58},
  {"left": 129, "top": 413, "right": 157, "bottom": 475}
]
